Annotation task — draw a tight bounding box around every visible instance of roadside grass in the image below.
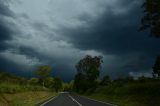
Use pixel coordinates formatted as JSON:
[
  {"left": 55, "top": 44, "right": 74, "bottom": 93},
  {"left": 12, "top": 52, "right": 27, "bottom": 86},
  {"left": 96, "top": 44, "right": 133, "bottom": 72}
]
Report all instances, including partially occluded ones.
[
  {"left": 0, "top": 91, "right": 57, "bottom": 106},
  {"left": 0, "top": 82, "right": 57, "bottom": 106},
  {"left": 84, "top": 81, "right": 160, "bottom": 106},
  {"left": 0, "top": 82, "right": 49, "bottom": 93}
]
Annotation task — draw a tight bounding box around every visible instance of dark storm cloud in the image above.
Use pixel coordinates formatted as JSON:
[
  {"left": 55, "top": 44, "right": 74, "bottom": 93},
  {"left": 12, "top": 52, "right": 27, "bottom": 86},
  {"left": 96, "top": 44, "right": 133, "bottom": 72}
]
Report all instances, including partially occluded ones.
[
  {"left": 60, "top": 0, "right": 159, "bottom": 56},
  {"left": 0, "top": 1, "right": 14, "bottom": 17},
  {"left": 0, "top": 0, "right": 159, "bottom": 80},
  {"left": 0, "top": 0, "right": 21, "bottom": 73},
  {"left": 0, "top": 0, "right": 16, "bottom": 50},
  {"left": 57, "top": 0, "right": 160, "bottom": 77}
]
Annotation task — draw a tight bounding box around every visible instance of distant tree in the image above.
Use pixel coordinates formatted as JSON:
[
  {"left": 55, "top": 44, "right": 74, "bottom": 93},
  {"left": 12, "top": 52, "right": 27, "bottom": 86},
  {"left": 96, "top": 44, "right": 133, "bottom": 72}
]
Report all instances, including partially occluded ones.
[
  {"left": 153, "top": 56, "right": 160, "bottom": 77},
  {"left": 74, "top": 55, "right": 103, "bottom": 91},
  {"left": 53, "top": 77, "right": 62, "bottom": 92},
  {"left": 45, "top": 77, "right": 54, "bottom": 88},
  {"left": 0, "top": 72, "right": 27, "bottom": 84},
  {"left": 76, "top": 55, "right": 103, "bottom": 81},
  {"left": 140, "top": 0, "right": 160, "bottom": 38},
  {"left": 125, "top": 75, "right": 134, "bottom": 82},
  {"left": 28, "top": 78, "right": 39, "bottom": 85},
  {"left": 138, "top": 75, "right": 146, "bottom": 82},
  {"left": 35, "top": 65, "right": 51, "bottom": 87},
  {"left": 69, "top": 80, "right": 74, "bottom": 90},
  {"left": 100, "top": 75, "right": 111, "bottom": 86}
]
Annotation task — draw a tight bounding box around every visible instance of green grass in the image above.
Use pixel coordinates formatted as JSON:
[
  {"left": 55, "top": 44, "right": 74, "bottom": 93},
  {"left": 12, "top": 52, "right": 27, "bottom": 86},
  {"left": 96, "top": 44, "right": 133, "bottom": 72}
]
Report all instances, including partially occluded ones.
[
  {"left": 0, "top": 83, "right": 49, "bottom": 93},
  {"left": 83, "top": 81, "right": 160, "bottom": 106},
  {"left": 0, "top": 91, "right": 57, "bottom": 106},
  {"left": 0, "top": 82, "right": 57, "bottom": 106}
]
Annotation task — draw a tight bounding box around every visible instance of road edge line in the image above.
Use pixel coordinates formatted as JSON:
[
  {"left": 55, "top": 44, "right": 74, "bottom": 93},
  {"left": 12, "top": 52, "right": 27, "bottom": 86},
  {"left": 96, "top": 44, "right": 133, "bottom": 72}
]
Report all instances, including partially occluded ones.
[
  {"left": 39, "top": 95, "right": 59, "bottom": 106},
  {"left": 79, "top": 95, "right": 117, "bottom": 106}
]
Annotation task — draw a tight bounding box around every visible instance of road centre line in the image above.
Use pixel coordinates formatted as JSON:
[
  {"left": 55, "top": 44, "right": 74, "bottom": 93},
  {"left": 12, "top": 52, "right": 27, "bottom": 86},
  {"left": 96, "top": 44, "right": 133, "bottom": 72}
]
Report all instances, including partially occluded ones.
[{"left": 69, "top": 95, "right": 82, "bottom": 106}]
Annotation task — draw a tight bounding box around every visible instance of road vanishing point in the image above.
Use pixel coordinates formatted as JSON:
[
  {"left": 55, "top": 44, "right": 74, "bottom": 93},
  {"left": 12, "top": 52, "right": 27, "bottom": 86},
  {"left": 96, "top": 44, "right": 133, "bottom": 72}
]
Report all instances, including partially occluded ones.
[{"left": 37, "top": 92, "right": 117, "bottom": 106}]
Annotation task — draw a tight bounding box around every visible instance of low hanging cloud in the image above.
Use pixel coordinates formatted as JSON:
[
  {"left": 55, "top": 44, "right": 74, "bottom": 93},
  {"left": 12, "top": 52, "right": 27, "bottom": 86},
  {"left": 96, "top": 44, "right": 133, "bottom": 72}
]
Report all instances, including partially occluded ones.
[{"left": 0, "top": 0, "right": 159, "bottom": 81}]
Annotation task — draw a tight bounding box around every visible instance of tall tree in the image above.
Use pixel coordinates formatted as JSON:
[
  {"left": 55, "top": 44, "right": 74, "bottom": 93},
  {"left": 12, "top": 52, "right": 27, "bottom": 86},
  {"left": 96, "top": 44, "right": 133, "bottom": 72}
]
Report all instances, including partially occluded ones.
[
  {"left": 74, "top": 55, "right": 103, "bottom": 91},
  {"left": 35, "top": 65, "right": 51, "bottom": 87},
  {"left": 74, "top": 73, "right": 86, "bottom": 91},
  {"left": 53, "top": 77, "right": 62, "bottom": 92},
  {"left": 76, "top": 55, "right": 103, "bottom": 81},
  {"left": 140, "top": 0, "right": 160, "bottom": 38},
  {"left": 153, "top": 56, "right": 160, "bottom": 77}
]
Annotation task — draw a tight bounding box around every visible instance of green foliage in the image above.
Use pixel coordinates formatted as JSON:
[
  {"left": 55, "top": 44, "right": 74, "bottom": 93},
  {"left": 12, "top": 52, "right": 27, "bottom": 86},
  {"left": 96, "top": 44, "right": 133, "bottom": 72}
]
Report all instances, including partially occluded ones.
[
  {"left": 63, "top": 83, "right": 70, "bottom": 91},
  {"left": 76, "top": 55, "right": 103, "bottom": 81},
  {"left": 35, "top": 65, "right": 51, "bottom": 79},
  {"left": 153, "top": 56, "right": 160, "bottom": 77},
  {"left": 84, "top": 80, "right": 160, "bottom": 106},
  {"left": 100, "top": 75, "right": 111, "bottom": 86},
  {"left": 140, "top": 0, "right": 160, "bottom": 38},
  {"left": 53, "top": 77, "right": 62, "bottom": 92},
  {"left": 74, "top": 73, "right": 85, "bottom": 91},
  {"left": 34, "top": 65, "right": 52, "bottom": 87},
  {"left": 28, "top": 78, "right": 39, "bottom": 85},
  {"left": 74, "top": 55, "right": 103, "bottom": 92},
  {"left": 0, "top": 83, "right": 49, "bottom": 94},
  {"left": 0, "top": 72, "right": 51, "bottom": 94},
  {"left": 0, "top": 91, "right": 56, "bottom": 106},
  {"left": 138, "top": 76, "right": 147, "bottom": 82},
  {"left": 125, "top": 75, "right": 134, "bottom": 82},
  {"left": 45, "top": 77, "right": 54, "bottom": 88},
  {"left": 0, "top": 72, "right": 27, "bottom": 84}
]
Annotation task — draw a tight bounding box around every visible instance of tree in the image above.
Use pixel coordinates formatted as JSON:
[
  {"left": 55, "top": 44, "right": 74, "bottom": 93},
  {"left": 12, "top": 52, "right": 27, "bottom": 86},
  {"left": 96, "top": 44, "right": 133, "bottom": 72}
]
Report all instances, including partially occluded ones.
[
  {"left": 45, "top": 77, "right": 54, "bottom": 88},
  {"left": 28, "top": 78, "right": 39, "bottom": 85},
  {"left": 140, "top": 0, "right": 160, "bottom": 38},
  {"left": 74, "top": 55, "right": 103, "bottom": 91},
  {"left": 153, "top": 56, "right": 160, "bottom": 77},
  {"left": 100, "top": 75, "right": 111, "bottom": 86},
  {"left": 53, "top": 77, "right": 62, "bottom": 92},
  {"left": 138, "top": 75, "right": 147, "bottom": 82},
  {"left": 125, "top": 75, "right": 134, "bottom": 82},
  {"left": 76, "top": 55, "right": 103, "bottom": 81},
  {"left": 74, "top": 73, "right": 87, "bottom": 91},
  {"left": 35, "top": 65, "right": 51, "bottom": 87}
]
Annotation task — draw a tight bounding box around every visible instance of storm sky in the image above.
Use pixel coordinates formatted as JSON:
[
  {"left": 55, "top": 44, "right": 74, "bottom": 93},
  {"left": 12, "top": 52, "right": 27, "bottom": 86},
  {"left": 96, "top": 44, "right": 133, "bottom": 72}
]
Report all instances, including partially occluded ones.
[{"left": 0, "top": 0, "right": 160, "bottom": 81}]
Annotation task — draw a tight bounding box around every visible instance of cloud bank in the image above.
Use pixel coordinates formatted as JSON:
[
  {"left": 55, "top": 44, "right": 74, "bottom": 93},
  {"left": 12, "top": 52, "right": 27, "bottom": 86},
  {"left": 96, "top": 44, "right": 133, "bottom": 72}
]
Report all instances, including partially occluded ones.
[{"left": 0, "top": 0, "right": 159, "bottom": 81}]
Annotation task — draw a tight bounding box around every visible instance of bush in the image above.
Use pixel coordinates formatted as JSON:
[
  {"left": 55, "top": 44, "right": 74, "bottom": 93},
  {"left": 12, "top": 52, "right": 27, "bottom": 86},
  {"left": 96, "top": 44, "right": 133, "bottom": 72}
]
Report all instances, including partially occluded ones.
[{"left": 0, "top": 83, "right": 49, "bottom": 94}]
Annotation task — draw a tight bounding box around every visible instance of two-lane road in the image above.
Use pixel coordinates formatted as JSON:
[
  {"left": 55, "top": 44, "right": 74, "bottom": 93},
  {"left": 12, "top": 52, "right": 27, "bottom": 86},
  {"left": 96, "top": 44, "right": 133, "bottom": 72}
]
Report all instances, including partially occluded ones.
[{"left": 37, "top": 92, "right": 117, "bottom": 106}]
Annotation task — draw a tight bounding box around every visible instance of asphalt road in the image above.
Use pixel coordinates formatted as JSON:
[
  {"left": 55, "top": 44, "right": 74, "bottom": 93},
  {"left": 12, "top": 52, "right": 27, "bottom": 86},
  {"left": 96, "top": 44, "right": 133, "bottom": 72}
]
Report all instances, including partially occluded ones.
[{"left": 37, "top": 92, "right": 117, "bottom": 106}]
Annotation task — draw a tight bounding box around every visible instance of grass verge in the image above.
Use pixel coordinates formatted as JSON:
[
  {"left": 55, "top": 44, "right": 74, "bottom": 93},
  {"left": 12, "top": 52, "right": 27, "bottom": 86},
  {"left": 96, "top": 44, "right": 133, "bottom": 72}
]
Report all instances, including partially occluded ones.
[
  {"left": 0, "top": 91, "right": 57, "bottom": 106},
  {"left": 83, "top": 81, "right": 160, "bottom": 106}
]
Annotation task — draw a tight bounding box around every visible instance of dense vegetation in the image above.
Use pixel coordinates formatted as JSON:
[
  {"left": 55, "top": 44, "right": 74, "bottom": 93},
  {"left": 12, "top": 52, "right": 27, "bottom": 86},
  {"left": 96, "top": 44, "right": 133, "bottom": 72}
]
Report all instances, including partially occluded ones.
[
  {"left": 81, "top": 77, "right": 160, "bottom": 106},
  {"left": 140, "top": 0, "right": 160, "bottom": 38},
  {"left": 0, "top": 53, "right": 160, "bottom": 106},
  {"left": 71, "top": 55, "right": 160, "bottom": 106},
  {"left": 0, "top": 68, "right": 62, "bottom": 106}
]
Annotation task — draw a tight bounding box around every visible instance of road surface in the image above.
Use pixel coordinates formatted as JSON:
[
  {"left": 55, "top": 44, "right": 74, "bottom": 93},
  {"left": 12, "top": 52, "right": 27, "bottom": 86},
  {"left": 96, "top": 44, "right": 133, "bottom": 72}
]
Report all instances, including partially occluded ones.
[{"left": 37, "top": 92, "right": 117, "bottom": 106}]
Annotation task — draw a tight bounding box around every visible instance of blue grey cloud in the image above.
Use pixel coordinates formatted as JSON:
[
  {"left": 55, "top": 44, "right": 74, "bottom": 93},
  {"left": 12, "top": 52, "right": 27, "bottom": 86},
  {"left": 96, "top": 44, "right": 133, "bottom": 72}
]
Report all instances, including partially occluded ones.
[{"left": 0, "top": 0, "right": 159, "bottom": 81}]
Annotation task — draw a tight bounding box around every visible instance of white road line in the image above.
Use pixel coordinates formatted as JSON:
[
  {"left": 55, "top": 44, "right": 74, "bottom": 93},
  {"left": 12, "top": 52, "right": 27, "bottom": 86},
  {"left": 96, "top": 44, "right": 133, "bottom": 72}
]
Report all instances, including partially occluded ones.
[
  {"left": 80, "top": 96, "right": 117, "bottom": 106},
  {"left": 69, "top": 95, "right": 82, "bottom": 106},
  {"left": 39, "top": 95, "right": 59, "bottom": 106}
]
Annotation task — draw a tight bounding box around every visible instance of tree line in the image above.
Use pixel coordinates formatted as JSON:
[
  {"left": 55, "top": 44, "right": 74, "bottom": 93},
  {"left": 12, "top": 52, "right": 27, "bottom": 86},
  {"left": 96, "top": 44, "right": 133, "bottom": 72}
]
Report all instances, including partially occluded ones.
[
  {"left": 73, "top": 54, "right": 160, "bottom": 93},
  {"left": 140, "top": 0, "right": 160, "bottom": 77}
]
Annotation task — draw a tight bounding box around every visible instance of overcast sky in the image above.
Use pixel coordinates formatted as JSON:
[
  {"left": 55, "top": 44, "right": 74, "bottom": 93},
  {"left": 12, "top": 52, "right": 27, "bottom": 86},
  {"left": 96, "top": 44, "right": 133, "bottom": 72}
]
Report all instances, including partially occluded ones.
[{"left": 0, "top": 0, "right": 160, "bottom": 81}]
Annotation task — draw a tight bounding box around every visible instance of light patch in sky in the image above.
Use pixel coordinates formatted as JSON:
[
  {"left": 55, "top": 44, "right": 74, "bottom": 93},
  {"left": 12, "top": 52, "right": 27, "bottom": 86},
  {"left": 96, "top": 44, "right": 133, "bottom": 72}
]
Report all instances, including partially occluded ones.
[
  {"left": 10, "top": 0, "right": 49, "bottom": 21},
  {"left": 0, "top": 49, "right": 42, "bottom": 69}
]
